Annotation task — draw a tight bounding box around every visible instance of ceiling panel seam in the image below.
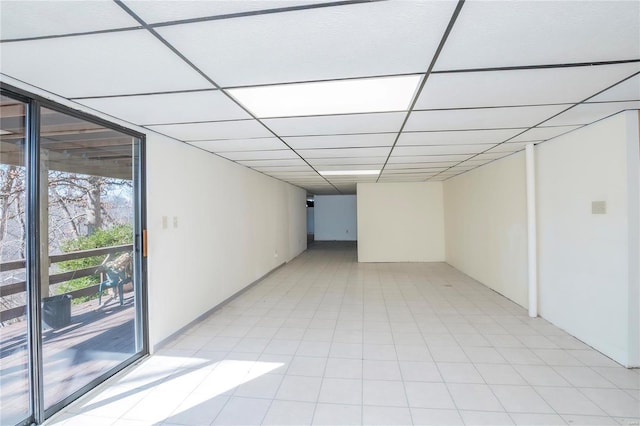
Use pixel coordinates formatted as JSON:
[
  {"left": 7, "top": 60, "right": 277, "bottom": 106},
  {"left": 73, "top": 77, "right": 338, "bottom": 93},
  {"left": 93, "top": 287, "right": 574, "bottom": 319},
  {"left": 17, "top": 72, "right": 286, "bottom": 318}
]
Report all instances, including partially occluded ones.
[
  {"left": 429, "top": 70, "right": 640, "bottom": 180},
  {"left": 148, "top": 0, "right": 387, "bottom": 28},
  {"left": 0, "top": 0, "right": 385, "bottom": 44},
  {"left": 63, "top": 61, "right": 640, "bottom": 101},
  {"left": 376, "top": 0, "right": 466, "bottom": 182},
  {"left": 0, "top": 26, "right": 142, "bottom": 44},
  {"left": 112, "top": 0, "right": 342, "bottom": 193}
]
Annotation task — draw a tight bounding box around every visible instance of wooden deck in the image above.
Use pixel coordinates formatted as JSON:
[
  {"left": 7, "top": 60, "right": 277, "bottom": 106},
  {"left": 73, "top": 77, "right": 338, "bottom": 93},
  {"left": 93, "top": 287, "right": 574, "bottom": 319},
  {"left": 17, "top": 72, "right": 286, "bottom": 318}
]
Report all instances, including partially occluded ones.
[{"left": 0, "top": 292, "right": 137, "bottom": 425}]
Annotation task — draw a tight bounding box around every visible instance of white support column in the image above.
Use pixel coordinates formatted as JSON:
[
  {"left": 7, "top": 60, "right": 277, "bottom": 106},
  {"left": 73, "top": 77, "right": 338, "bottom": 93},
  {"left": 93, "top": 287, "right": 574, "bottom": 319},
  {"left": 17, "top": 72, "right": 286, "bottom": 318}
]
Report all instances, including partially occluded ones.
[{"left": 526, "top": 143, "right": 538, "bottom": 318}]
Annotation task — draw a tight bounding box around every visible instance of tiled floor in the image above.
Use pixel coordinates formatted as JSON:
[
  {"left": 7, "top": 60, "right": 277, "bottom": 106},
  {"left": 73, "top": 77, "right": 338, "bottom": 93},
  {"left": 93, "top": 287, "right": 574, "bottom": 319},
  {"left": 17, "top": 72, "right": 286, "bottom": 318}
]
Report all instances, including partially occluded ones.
[{"left": 49, "top": 242, "right": 639, "bottom": 425}]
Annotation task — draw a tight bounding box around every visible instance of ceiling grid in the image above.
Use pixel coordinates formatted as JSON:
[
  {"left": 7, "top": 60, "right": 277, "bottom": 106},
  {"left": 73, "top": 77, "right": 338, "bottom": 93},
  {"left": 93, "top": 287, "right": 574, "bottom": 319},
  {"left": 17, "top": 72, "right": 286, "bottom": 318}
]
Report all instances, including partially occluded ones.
[{"left": 1, "top": 0, "right": 639, "bottom": 194}]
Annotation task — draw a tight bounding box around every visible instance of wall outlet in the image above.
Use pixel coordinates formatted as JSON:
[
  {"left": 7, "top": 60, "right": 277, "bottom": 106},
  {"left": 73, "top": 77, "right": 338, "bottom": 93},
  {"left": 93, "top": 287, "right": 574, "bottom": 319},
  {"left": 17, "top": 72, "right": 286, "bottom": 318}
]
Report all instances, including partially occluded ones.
[{"left": 274, "top": 250, "right": 279, "bottom": 258}]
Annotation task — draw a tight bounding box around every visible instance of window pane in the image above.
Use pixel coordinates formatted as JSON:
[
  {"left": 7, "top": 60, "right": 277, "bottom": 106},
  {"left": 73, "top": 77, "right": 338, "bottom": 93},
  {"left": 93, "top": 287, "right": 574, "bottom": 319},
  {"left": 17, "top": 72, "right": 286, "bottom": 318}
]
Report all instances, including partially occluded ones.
[
  {"left": 39, "top": 107, "right": 141, "bottom": 410},
  {"left": 0, "top": 94, "right": 30, "bottom": 425}
]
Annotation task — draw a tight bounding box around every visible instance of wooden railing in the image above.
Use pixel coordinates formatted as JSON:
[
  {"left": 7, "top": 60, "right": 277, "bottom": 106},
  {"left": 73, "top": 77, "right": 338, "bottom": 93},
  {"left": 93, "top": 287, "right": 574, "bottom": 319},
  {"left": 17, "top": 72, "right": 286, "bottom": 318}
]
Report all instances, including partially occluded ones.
[{"left": 0, "top": 244, "right": 133, "bottom": 322}]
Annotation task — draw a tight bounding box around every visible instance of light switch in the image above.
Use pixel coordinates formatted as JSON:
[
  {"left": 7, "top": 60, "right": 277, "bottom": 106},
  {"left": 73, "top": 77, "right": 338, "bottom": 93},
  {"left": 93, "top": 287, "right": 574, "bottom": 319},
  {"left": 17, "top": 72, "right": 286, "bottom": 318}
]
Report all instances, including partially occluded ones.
[
  {"left": 162, "top": 216, "right": 168, "bottom": 229},
  {"left": 592, "top": 201, "right": 607, "bottom": 214},
  {"left": 173, "top": 216, "right": 178, "bottom": 228}
]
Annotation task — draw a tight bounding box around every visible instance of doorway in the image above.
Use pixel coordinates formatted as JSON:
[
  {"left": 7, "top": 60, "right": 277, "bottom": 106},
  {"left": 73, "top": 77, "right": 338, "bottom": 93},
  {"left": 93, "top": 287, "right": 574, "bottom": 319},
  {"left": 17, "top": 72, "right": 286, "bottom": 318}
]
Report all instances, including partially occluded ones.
[{"left": 0, "top": 88, "right": 148, "bottom": 425}]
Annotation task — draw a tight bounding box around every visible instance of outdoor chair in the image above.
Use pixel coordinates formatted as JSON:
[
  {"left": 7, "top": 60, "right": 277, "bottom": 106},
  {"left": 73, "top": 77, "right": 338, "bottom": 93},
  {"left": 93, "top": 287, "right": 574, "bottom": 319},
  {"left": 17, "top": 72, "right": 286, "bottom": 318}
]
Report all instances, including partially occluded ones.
[{"left": 98, "top": 252, "right": 132, "bottom": 306}]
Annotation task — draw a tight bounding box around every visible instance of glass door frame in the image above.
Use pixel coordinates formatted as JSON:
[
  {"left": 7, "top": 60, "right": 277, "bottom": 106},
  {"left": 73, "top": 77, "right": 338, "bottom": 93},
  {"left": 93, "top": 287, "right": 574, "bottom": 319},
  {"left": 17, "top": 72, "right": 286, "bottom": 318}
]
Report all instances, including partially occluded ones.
[{"left": 1, "top": 82, "right": 149, "bottom": 425}]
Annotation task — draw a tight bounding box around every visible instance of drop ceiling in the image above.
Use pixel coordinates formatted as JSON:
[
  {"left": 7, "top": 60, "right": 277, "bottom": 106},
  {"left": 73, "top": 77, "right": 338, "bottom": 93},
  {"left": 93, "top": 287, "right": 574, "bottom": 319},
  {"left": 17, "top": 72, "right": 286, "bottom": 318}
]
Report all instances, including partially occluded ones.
[{"left": 1, "top": 0, "right": 639, "bottom": 195}]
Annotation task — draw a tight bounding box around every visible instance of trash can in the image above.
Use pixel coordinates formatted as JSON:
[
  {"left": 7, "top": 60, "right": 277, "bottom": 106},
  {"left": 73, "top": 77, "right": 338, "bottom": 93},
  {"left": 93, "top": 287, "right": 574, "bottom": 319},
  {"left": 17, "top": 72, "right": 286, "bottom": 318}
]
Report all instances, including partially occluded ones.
[{"left": 42, "top": 294, "right": 72, "bottom": 329}]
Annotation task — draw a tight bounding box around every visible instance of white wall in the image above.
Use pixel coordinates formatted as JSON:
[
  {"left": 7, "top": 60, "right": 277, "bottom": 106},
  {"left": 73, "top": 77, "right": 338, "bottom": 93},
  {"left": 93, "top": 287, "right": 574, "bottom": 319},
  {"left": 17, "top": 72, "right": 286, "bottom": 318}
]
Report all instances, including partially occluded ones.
[
  {"left": 444, "top": 152, "right": 528, "bottom": 307},
  {"left": 0, "top": 75, "right": 309, "bottom": 353},
  {"left": 537, "top": 111, "right": 639, "bottom": 367},
  {"left": 306, "top": 207, "right": 314, "bottom": 234},
  {"left": 627, "top": 111, "right": 640, "bottom": 367},
  {"left": 287, "top": 185, "right": 308, "bottom": 261},
  {"left": 357, "top": 182, "right": 445, "bottom": 262},
  {"left": 146, "top": 135, "right": 307, "bottom": 350},
  {"left": 314, "top": 195, "right": 357, "bottom": 241}
]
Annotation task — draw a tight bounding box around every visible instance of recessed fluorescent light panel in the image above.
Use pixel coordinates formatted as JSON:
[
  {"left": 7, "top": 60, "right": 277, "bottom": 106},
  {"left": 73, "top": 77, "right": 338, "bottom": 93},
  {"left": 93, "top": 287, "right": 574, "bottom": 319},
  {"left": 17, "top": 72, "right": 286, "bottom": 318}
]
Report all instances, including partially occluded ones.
[
  {"left": 228, "top": 75, "right": 421, "bottom": 118},
  {"left": 319, "top": 170, "right": 381, "bottom": 176}
]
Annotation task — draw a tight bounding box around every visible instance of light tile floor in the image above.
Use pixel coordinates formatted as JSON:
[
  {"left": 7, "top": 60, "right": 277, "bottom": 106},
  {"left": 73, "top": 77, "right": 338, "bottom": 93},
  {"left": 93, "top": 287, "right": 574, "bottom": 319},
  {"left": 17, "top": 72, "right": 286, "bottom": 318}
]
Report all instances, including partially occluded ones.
[{"left": 49, "top": 243, "right": 639, "bottom": 425}]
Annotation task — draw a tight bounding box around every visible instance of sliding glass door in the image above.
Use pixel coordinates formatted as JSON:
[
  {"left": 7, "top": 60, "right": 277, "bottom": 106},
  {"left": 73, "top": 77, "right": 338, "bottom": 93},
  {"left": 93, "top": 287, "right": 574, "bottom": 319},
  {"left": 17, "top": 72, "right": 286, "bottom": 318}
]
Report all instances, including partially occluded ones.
[
  {"left": 0, "top": 88, "right": 147, "bottom": 425},
  {"left": 0, "top": 94, "right": 30, "bottom": 426}
]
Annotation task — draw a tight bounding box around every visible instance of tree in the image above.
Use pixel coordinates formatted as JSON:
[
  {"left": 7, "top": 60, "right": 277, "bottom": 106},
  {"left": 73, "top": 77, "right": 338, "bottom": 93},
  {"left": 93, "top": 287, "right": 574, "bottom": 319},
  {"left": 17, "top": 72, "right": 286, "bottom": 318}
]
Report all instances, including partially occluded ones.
[
  {"left": 56, "top": 224, "right": 133, "bottom": 302},
  {"left": 0, "top": 166, "right": 133, "bottom": 319}
]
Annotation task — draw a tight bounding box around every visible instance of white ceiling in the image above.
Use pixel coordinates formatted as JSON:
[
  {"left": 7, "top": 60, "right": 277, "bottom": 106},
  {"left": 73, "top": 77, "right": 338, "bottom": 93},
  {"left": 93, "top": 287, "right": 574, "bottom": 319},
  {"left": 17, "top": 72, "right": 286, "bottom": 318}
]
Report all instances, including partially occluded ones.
[{"left": 1, "top": 0, "right": 639, "bottom": 195}]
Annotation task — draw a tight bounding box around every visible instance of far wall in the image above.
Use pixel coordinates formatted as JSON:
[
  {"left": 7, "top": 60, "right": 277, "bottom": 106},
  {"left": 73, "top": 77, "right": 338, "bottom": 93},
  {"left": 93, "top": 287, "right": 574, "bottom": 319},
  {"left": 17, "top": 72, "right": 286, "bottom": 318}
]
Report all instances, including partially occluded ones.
[
  {"left": 314, "top": 195, "right": 357, "bottom": 241},
  {"left": 306, "top": 206, "right": 314, "bottom": 234},
  {"left": 357, "top": 182, "right": 445, "bottom": 262}
]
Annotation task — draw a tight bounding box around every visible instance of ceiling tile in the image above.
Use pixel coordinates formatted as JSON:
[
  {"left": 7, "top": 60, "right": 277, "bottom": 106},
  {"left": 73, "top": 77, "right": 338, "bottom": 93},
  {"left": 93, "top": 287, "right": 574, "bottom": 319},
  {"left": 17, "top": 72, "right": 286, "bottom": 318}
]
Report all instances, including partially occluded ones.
[
  {"left": 298, "top": 147, "right": 390, "bottom": 159},
  {"left": 417, "top": 63, "right": 640, "bottom": 109},
  {"left": 286, "top": 178, "right": 328, "bottom": 184},
  {"left": 189, "top": 137, "right": 285, "bottom": 152},
  {"left": 472, "top": 152, "right": 513, "bottom": 161},
  {"left": 284, "top": 133, "right": 395, "bottom": 150},
  {"left": 509, "top": 126, "right": 581, "bottom": 143},
  {"left": 392, "top": 144, "right": 494, "bottom": 157},
  {"left": 218, "top": 150, "right": 298, "bottom": 161},
  {"left": 148, "top": 119, "right": 271, "bottom": 141},
  {"left": 435, "top": 170, "right": 464, "bottom": 177},
  {"left": 381, "top": 172, "right": 437, "bottom": 178},
  {"left": 267, "top": 171, "right": 320, "bottom": 177},
  {"left": 307, "top": 155, "right": 387, "bottom": 169},
  {"left": 383, "top": 168, "right": 445, "bottom": 174},
  {"left": 264, "top": 112, "right": 405, "bottom": 136},
  {"left": 485, "top": 142, "right": 530, "bottom": 154},
  {"left": 405, "top": 105, "right": 568, "bottom": 131},
  {"left": 589, "top": 74, "right": 640, "bottom": 102},
  {"left": 77, "top": 90, "right": 251, "bottom": 125},
  {"left": 237, "top": 158, "right": 306, "bottom": 167},
  {"left": 157, "top": 1, "right": 457, "bottom": 86},
  {"left": 379, "top": 176, "right": 429, "bottom": 182},
  {"left": 0, "top": 30, "right": 211, "bottom": 98},
  {"left": 462, "top": 158, "right": 494, "bottom": 166},
  {"left": 252, "top": 165, "right": 315, "bottom": 173},
  {"left": 436, "top": 1, "right": 640, "bottom": 70},
  {"left": 388, "top": 154, "right": 471, "bottom": 163},
  {"left": 310, "top": 162, "right": 385, "bottom": 170},
  {"left": 385, "top": 164, "right": 451, "bottom": 171},
  {"left": 543, "top": 101, "right": 640, "bottom": 127},
  {"left": 124, "top": 0, "right": 322, "bottom": 24},
  {"left": 398, "top": 129, "right": 524, "bottom": 146},
  {"left": 1, "top": 1, "right": 138, "bottom": 40}
]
